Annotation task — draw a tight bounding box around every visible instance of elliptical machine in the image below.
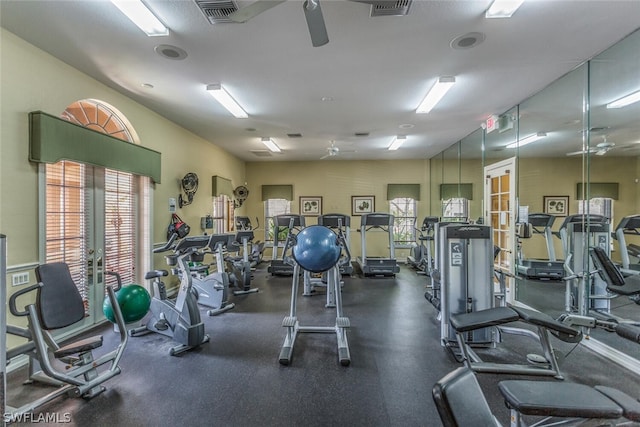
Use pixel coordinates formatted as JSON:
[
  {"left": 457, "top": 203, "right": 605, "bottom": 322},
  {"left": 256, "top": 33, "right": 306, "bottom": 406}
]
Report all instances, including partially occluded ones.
[
  {"left": 225, "top": 230, "right": 260, "bottom": 295},
  {"left": 235, "top": 216, "right": 265, "bottom": 266},
  {"left": 129, "top": 234, "right": 209, "bottom": 356}
]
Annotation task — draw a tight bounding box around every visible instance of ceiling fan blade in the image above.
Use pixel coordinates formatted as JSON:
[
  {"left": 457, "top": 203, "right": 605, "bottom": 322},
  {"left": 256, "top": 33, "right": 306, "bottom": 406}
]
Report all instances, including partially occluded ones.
[
  {"left": 320, "top": 154, "right": 330, "bottom": 160},
  {"left": 303, "top": 0, "right": 329, "bottom": 47},
  {"left": 228, "top": 0, "right": 286, "bottom": 23}
]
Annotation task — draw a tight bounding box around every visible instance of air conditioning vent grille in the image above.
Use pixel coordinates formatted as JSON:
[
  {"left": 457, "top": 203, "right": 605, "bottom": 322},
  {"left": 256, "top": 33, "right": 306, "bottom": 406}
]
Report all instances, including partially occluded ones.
[
  {"left": 251, "top": 150, "right": 272, "bottom": 157},
  {"left": 370, "top": 0, "right": 412, "bottom": 17},
  {"left": 195, "top": 0, "right": 238, "bottom": 24}
]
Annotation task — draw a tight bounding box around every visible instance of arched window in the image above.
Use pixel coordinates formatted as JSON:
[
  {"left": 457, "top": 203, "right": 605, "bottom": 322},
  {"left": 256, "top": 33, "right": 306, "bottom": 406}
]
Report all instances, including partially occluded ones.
[{"left": 43, "top": 99, "right": 151, "bottom": 322}]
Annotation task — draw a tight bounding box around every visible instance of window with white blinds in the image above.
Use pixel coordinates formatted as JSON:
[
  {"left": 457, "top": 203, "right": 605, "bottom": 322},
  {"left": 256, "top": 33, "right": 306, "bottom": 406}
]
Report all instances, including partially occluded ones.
[
  {"left": 389, "top": 197, "right": 417, "bottom": 247},
  {"left": 104, "top": 169, "right": 136, "bottom": 286},
  {"left": 264, "top": 199, "right": 291, "bottom": 243},
  {"left": 45, "top": 161, "right": 89, "bottom": 306},
  {"left": 212, "top": 195, "right": 235, "bottom": 233}
]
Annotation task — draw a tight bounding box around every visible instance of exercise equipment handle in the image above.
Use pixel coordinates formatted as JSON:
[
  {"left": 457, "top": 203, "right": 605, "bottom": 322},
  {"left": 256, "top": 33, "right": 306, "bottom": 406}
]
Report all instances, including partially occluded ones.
[
  {"left": 105, "top": 271, "right": 123, "bottom": 292},
  {"left": 153, "top": 233, "right": 178, "bottom": 253},
  {"left": 8, "top": 283, "right": 41, "bottom": 316},
  {"left": 615, "top": 324, "right": 640, "bottom": 344}
]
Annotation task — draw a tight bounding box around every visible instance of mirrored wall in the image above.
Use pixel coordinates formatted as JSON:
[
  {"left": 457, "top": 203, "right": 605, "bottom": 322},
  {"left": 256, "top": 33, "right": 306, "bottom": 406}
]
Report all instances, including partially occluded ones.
[{"left": 431, "top": 28, "right": 640, "bottom": 365}]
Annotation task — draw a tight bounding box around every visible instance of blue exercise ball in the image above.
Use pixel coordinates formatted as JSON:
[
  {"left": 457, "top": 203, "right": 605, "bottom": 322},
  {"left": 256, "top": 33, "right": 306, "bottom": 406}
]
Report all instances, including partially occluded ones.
[
  {"left": 292, "top": 225, "right": 341, "bottom": 273},
  {"left": 103, "top": 284, "right": 151, "bottom": 324}
]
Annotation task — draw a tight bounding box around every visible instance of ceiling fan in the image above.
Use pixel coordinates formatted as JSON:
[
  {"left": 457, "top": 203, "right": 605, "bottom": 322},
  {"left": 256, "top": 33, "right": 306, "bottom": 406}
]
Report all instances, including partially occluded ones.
[
  {"left": 320, "top": 141, "right": 340, "bottom": 159},
  {"left": 229, "top": 0, "right": 383, "bottom": 47},
  {"left": 320, "top": 141, "right": 355, "bottom": 159},
  {"left": 566, "top": 136, "right": 616, "bottom": 156}
]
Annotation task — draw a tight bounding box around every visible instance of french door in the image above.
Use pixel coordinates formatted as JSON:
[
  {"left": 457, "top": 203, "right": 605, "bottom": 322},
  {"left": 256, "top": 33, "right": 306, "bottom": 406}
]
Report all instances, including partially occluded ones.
[
  {"left": 484, "top": 157, "right": 517, "bottom": 304},
  {"left": 42, "top": 161, "right": 144, "bottom": 330}
]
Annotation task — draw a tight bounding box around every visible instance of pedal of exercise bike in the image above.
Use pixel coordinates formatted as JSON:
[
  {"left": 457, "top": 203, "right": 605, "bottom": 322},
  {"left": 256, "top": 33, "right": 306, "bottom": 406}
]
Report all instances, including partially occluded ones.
[{"left": 154, "top": 319, "right": 169, "bottom": 331}]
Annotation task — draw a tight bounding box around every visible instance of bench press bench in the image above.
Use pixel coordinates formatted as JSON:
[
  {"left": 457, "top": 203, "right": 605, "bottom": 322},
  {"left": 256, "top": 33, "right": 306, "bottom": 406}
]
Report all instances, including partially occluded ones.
[
  {"left": 433, "top": 367, "right": 640, "bottom": 427},
  {"left": 449, "top": 305, "right": 581, "bottom": 379}
]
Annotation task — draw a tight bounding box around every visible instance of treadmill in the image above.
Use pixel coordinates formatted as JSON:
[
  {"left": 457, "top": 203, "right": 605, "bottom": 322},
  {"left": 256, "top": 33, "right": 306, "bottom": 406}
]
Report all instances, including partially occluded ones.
[
  {"left": 356, "top": 212, "right": 400, "bottom": 277},
  {"left": 612, "top": 214, "right": 640, "bottom": 274},
  {"left": 268, "top": 214, "right": 305, "bottom": 276},
  {"left": 517, "top": 213, "right": 564, "bottom": 280},
  {"left": 317, "top": 213, "right": 353, "bottom": 275}
]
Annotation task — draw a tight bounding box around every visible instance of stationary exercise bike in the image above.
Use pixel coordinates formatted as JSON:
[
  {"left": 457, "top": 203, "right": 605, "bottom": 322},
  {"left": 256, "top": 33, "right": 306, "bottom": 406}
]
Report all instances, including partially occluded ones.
[
  {"left": 129, "top": 234, "right": 210, "bottom": 356},
  {"left": 188, "top": 233, "right": 236, "bottom": 316}
]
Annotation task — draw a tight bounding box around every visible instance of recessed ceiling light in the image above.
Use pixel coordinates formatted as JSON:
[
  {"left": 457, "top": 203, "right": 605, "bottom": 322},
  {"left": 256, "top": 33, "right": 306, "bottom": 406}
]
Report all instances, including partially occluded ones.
[
  {"left": 399, "top": 124, "right": 414, "bottom": 129},
  {"left": 321, "top": 97, "right": 334, "bottom": 102},
  {"left": 154, "top": 44, "right": 188, "bottom": 60},
  {"left": 450, "top": 32, "right": 486, "bottom": 50}
]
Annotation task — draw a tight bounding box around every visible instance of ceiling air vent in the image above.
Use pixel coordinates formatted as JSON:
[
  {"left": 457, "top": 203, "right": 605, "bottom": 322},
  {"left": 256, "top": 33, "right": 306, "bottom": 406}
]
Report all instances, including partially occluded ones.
[
  {"left": 366, "top": 0, "right": 412, "bottom": 17},
  {"left": 195, "top": 0, "right": 238, "bottom": 24},
  {"left": 251, "top": 150, "right": 272, "bottom": 157},
  {"left": 287, "top": 133, "right": 303, "bottom": 138}
]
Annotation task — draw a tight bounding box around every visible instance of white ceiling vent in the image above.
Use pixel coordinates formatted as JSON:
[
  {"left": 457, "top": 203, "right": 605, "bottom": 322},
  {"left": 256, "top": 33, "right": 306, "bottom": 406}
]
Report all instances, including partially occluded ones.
[
  {"left": 195, "top": 0, "right": 239, "bottom": 24},
  {"left": 366, "top": 0, "right": 413, "bottom": 17},
  {"left": 251, "top": 150, "right": 272, "bottom": 157}
]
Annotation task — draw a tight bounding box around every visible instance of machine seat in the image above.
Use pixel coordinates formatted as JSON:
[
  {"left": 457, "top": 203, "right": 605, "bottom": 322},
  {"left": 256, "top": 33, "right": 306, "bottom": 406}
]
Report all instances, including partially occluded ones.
[
  {"left": 498, "top": 380, "right": 625, "bottom": 419},
  {"left": 591, "top": 247, "right": 640, "bottom": 295},
  {"left": 432, "top": 367, "right": 501, "bottom": 427},
  {"left": 449, "top": 307, "right": 519, "bottom": 333},
  {"left": 54, "top": 336, "right": 103, "bottom": 358},
  {"left": 508, "top": 305, "right": 581, "bottom": 339}
]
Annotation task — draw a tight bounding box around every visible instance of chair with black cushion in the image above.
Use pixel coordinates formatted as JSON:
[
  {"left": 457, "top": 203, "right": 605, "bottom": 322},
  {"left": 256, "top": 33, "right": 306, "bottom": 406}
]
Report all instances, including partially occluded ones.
[
  {"left": 432, "top": 367, "right": 502, "bottom": 427},
  {"left": 591, "top": 247, "right": 640, "bottom": 298},
  {"left": 8, "top": 262, "right": 128, "bottom": 415}
]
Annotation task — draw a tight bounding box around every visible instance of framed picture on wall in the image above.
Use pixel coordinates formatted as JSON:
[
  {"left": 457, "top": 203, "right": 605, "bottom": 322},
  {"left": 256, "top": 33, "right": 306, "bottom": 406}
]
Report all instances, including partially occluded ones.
[
  {"left": 352, "top": 196, "right": 375, "bottom": 216},
  {"left": 543, "top": 196, "right": 569, "bottom": 216},
  {"left": 300, "top": 196, "right": 322, "bottom": 216}
]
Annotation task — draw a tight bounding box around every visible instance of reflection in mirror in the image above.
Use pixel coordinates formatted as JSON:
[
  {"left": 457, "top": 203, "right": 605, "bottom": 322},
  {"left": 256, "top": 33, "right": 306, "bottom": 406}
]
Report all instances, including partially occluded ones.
[
  {"left": 586, "top": 28, "right": 640, "bottom": 358},
  {"left": 430, "top": 152, "right": 443, "bottom": 217},
  {"left": 515, "top": 62, "right": 588, "bottom": 317},
  {"left": 460, "top": 129, "right": 484, "bottom": 223}
]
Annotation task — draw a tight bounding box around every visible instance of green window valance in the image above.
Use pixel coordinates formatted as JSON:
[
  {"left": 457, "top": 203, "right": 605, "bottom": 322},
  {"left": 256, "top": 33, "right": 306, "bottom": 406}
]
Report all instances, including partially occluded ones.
[
  {"left": 212, "top": 176, "right": 233, "bottom": 198},
  {"left": 29, "top": 111, "right": 161, "bottom": 183},
  {"left": 576, "top": 182, "right": 619, "bottom": 200},
  {"left": 440, "top": 183, "right": 473, "bottom": 200},
  {"left": 387, "top": 184, "right": 421, "bottom": 200},
  {"left": 261, "top": 185, "right": 293, "bottom": 201}
]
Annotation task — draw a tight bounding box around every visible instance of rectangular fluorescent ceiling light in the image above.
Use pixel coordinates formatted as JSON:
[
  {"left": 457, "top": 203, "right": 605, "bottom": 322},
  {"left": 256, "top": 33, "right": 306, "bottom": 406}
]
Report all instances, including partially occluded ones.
[
  {"left": 110, "top": 0, "right": 169, "bottom": 36},
  {"left": 485, "top": 0, "right": 524, "bottom": 18},
  {"left": 506, "top": 131, "right": 546, "bottom": 149},
  {"left": 606, "top": 89, "right": 640, "bottom": 109},
  {"left": 416, "top": 76, "right": 456, "bottom": 114},
  {"left": 206, "top": 84, "right": 248, "bottom": 118},
  {"left": 261, "top": 137, "right": 281, "bottom": 153},
  {"left": 388, "top": 135, "right": 406, "bottom": 151}
]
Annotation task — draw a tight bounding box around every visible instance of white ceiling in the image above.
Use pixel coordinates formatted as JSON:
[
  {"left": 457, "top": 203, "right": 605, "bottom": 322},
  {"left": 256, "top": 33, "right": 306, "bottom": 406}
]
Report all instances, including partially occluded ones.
[{"left": 1, "top": 0, "right": 639, "bottom": 162}]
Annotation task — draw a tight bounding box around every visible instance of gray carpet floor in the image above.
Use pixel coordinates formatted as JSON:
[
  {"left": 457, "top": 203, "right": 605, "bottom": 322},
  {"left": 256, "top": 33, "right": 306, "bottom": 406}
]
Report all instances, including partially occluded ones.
[{"left": 6, "top": 264, "right": 640, "bottom": 426}]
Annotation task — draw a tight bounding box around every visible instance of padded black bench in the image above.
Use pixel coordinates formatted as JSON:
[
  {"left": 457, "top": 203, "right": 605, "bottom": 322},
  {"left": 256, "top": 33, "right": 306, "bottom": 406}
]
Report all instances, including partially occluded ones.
[
  {"left": 449, "top": 305, "right": 581, "bottom": 379},
  {"left": 433, "top": 367, "right": 640, "bottom": 427},
  {"left": 591, "top": 246, "right": 640, "bottom": 297},
  {"left": 499, "top": 380, "right": 640, "bottom": 425}
]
